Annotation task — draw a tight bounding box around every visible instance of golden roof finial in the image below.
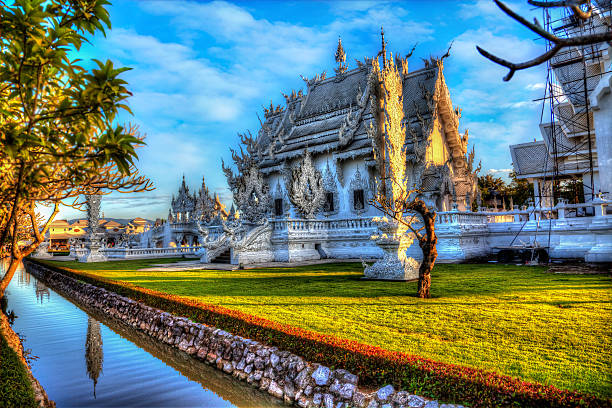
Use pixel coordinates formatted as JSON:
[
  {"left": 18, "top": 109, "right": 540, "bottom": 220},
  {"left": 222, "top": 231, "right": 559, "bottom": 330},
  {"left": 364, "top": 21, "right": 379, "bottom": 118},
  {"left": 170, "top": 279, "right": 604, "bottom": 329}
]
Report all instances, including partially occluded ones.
[
  {"left": 335, "top": 36, "right": 346, "bottom": 64},
  {"left": 335, "top": 36, "right": 348, "bottom": 74}
]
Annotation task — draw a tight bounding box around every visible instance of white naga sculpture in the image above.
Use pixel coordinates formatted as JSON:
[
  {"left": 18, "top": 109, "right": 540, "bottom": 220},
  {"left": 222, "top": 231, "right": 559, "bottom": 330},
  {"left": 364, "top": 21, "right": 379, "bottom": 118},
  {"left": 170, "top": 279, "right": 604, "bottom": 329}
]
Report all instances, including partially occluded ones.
[{"left": 198, "top": 143, "right": 275, "bottom": 264}]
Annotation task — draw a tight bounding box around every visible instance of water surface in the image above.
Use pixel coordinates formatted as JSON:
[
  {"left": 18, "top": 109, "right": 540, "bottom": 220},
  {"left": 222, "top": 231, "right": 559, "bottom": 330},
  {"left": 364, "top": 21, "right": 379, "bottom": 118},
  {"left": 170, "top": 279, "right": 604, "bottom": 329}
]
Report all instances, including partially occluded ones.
[{"left": 2, "top": 261, "right": 281, "bottom": 407}]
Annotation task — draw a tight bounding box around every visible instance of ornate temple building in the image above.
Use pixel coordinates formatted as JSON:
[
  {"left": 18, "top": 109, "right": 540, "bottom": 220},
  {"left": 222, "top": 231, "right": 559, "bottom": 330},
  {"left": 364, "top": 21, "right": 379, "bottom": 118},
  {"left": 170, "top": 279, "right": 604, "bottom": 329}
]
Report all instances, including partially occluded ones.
[
  {"left": 208, "top": 34, "right": 480, "bottom": 266},
  {"left": 141, "top": 176, "right": 229, "bottom": 248},
  {"left": 130, "top": 31, "right": 610, "bottom": 267}
]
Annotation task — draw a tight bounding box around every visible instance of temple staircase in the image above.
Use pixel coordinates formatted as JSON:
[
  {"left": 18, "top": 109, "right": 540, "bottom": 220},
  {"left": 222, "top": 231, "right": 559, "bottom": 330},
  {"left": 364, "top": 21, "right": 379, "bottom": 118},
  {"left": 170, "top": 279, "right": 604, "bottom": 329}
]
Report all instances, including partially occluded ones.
[{"left": 211, "top": 248, "right": 231, "bottom": 264}]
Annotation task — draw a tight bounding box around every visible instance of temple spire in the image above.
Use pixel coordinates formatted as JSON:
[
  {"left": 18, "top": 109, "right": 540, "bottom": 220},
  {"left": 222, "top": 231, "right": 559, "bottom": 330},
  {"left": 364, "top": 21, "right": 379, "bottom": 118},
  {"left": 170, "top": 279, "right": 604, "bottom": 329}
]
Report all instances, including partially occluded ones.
[
  {"left": 334, "top": 36, "right": 348, "bottom": 74},
  {"left": 380, "top": 26, "right": 387, "bottom": 66},
  {"left": 335, "top": 37, "right": 346, "bottom": 64}
]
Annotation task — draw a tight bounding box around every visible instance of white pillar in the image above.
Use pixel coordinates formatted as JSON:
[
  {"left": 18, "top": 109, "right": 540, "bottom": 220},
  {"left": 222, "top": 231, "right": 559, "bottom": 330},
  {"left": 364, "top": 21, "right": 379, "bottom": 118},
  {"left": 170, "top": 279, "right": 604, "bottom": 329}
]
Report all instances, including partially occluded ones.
[
  {"left": 533, "top": 179, "right": 541, "bottom": 208},
  {"left": 593, "top": 198, "right": 605, "bottom": 218},
  {"left": 590, "top": 70, "right": 612, "bottom": 199},
  {"left": 558, "top": 202, "right": 566, "bottom": 220}
]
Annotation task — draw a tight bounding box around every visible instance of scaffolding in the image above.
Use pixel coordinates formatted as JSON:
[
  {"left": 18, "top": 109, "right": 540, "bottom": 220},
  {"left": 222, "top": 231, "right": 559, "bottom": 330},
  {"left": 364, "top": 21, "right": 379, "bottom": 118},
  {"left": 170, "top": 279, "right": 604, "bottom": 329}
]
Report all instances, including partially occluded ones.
[
  {"left": 502, "top": 1, "right": 611, "bottom": 263},
  {"left": 539, "top": 1, "right": 612, "bottom": 205}
]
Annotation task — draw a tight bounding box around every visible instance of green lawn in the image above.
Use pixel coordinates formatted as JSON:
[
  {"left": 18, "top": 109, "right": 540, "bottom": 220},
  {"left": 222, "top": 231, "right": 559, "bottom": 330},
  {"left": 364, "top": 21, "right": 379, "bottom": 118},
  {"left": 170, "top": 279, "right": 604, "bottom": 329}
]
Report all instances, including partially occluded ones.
[
  {"left": 0, "top": 331, "right": 37, "bottom": 408},
  {"left": 46, "top": 259, "right": 612, "bottom": 398}
]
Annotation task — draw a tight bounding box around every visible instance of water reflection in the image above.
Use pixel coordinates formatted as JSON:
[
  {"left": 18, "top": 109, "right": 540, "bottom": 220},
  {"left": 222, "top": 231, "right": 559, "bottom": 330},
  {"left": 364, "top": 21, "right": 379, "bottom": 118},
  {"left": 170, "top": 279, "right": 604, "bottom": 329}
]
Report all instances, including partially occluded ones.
[
  {"left": 35, "top": 279, "right": 50, "bottom": 304},
  {"left": 85, "top": 317, "right": 103, "bottom": 398},
  {"left": 4, "top": 261, "right": 282, "bottom": 407},
  {"left": 18, "top": 265, "right": 31, "bottom": 285}
]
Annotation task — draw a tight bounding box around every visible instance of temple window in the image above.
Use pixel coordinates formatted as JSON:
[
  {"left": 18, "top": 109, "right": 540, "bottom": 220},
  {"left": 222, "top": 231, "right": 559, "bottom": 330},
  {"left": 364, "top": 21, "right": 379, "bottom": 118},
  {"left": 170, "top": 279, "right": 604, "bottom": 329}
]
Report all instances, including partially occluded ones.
[
  {"left": 324, "top": 192, "right": 335, "bottom": 212},
  {"left": 353, "top": 189, "right": 365, "bottom": 211},
  {"left": 274, "top": 198, "right": 284, "bottom": 217}
]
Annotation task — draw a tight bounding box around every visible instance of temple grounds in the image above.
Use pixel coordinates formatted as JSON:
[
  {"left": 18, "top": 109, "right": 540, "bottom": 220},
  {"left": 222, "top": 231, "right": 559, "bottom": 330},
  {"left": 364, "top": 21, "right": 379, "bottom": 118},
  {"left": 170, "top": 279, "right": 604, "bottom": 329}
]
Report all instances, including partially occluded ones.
[{"left": 43, "top": 259, "right": 612, "bottom": 398}]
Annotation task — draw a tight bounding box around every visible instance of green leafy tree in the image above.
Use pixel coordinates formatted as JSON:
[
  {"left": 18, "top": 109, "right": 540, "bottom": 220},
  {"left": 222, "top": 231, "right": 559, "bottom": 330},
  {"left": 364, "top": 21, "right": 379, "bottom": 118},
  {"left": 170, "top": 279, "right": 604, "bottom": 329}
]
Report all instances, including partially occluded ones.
[
  {"left": 478, "top": 174, "right": 508, "bottom": 208},
  {"left": 0, "top": 0, "right": 153, "bottom": 297},
  {"left": 557, "top": 177, "right": 585, "bottom": 204},
  {"left": 507, "top": 170, "right": 533, "bottom": 207}
]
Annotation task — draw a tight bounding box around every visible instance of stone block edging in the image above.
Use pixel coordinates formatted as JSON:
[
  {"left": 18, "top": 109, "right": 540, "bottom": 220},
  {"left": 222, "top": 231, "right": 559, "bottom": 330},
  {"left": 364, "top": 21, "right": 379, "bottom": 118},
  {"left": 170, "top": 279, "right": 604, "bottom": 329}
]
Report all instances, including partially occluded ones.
[{"left": 23, "top": 259, "right": 459, "bottom": 408}]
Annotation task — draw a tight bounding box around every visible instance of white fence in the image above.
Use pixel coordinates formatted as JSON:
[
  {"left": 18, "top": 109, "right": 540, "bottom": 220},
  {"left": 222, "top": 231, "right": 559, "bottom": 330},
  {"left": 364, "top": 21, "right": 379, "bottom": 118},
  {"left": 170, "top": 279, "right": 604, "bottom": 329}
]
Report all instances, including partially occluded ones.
[
  {"left": 62, "top": 246, "right": 201, "bottom": 261},
  {"left": 56, "top": 199, "right": 611, "bottom": 263},
  {"left": 102, "top": 246, "right": 201, "bottom": 259},
  {"left": 271, "top": 217, "right": 374, "bottom": 232}
]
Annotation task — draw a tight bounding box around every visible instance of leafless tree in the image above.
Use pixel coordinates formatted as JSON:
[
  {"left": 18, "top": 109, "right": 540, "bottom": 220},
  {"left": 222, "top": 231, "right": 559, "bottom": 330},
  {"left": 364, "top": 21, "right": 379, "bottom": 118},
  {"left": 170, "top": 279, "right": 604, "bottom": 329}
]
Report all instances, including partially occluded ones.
[
  {"left": 368, "top": 44, "right": 439, "bottom": 298},
  {"left": 477, "top": 0, "right": 612, "bottom": 80}
]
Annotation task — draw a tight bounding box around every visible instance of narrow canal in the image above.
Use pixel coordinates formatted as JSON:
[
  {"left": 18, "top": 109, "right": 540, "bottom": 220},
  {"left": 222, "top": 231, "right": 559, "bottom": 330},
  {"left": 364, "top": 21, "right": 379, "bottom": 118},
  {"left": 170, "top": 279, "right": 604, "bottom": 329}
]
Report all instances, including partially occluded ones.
[{"left": 2, "top": 261, "right": 282, "bottom": 407}]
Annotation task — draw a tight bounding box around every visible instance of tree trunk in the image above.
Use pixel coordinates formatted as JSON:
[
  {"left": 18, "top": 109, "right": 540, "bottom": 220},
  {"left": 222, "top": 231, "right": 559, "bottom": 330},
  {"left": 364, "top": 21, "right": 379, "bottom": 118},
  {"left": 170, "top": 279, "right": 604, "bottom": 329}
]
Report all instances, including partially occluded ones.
[
  {"left": 417, "top": 266, "right": 431, "bottom": 298},
  {"left": 0, "top": 257, "right": 22, "bottom": 298},
  {"left": 417, "top": 240, "right": 437, "bottom": 298},
  {"left": 414, "top": 201, "right": 438, "bottom": 299}
]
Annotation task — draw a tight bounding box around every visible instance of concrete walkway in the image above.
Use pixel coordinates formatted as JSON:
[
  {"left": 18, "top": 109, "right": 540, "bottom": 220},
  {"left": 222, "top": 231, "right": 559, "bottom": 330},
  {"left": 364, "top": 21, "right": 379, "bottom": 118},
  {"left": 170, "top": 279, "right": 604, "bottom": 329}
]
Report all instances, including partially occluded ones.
[{"left": 138, "top": 258, "right": 368, "bottom": 272}]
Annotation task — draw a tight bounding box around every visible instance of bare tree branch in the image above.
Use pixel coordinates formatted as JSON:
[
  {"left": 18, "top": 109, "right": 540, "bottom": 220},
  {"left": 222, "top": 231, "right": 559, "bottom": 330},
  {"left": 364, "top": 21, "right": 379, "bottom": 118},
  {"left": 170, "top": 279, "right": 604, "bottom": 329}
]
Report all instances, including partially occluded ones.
[
  {"left": 528, "top": 0, "right": 593, "bottom": 19},
  {"left": 477, "top": 44, "right": 563, "bottom": 81},
  {"left": 477, "top": 0, "right": 611, "bottom": 80}
]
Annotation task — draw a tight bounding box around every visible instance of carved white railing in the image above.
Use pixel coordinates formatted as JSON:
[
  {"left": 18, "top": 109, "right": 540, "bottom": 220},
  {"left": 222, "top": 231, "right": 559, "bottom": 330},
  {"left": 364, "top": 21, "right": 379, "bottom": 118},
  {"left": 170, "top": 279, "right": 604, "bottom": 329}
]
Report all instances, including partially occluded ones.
[
  {"left": 436, "top": 200, "right": 610, "bottom": 225},
  {"left": 486, "top": 214, "right": 516, "bottom": 223},
  {"left": 170, "top": 222, "right": 194, "bottom": 231},
  {"left": 271, "top": 217, "right": 375, "bottom": 232},
  {"left": 102, "top": 246, "right": 200, "bottom": 259},
  {"left": 202, "top": 225, "right": 224, "bottom": 241},
  {"left": 436, "top": 212, "right": 488, "bottom": 225}
]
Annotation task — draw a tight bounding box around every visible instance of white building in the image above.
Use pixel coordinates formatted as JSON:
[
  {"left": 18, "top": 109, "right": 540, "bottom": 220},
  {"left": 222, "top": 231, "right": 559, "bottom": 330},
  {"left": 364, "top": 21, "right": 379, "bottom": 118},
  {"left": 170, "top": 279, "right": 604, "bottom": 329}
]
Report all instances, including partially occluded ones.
[
  {"left": 510, "top": 9, "right": 611, "bottom": 206},
  {"left": 132, "top": 34, "right": 611, "bottom": 266}
]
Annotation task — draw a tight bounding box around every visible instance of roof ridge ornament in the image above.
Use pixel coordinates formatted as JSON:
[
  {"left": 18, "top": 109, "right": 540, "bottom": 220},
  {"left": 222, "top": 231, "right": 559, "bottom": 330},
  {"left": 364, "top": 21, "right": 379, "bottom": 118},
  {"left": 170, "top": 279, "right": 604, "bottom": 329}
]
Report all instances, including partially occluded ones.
[
  {"left": 301, "top": 72, "right": 326, "bottom": 88},
  {"left": 334, "top": 36, "right": 348, "bottom": 75},
  {"left": 377, "top": 26, "right": 387, "bottom": 66}
]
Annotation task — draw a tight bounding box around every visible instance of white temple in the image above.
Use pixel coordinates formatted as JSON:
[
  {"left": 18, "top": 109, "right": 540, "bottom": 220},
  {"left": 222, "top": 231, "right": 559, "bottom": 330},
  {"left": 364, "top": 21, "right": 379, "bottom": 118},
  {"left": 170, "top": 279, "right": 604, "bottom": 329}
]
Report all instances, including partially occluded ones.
[
  {"left": 111, "top": 32, "right": 612, "bottom": 266},
  {"left": 139, "top": 175, "right": 228, "bottom": 249}
]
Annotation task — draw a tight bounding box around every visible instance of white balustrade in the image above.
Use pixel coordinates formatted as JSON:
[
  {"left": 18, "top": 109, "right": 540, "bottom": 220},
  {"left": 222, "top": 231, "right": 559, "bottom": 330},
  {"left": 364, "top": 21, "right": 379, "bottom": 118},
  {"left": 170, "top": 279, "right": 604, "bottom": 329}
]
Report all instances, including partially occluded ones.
[
  {"left": 271, "top": 217, "right": 374, "bottom": 232},
  {"left": 100, "top": 246, "right": 201, "bottom": 259},
  {"left": 170, "top": 222, "right": 194, "bottom": 231},
  {"left": 434, "top": 200, "right": 610, "bottom": 226}
]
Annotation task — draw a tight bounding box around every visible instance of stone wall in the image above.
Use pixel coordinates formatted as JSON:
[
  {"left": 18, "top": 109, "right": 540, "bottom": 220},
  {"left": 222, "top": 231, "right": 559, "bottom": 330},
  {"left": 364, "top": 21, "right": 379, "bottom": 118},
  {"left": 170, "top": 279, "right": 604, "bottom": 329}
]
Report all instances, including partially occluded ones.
[{"left": 24, "top": 259, "right": 460, "bottom": 408}]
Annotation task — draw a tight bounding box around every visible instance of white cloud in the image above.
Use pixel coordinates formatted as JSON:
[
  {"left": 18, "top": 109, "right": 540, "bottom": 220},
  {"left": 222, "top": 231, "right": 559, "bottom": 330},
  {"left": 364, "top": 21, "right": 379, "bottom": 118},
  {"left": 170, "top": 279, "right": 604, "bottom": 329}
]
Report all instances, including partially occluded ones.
[
  {"left": 488, "top": 168, "right": 513, "bottom": 174},
  {"left": 141, "top": 1, "right": 434, "bottom": 79},
  {"left": 526, "top": 82, "right": 546, "bottom": 90},
  {"left": 102, "top": 194, "right": 170, "bottom": 209},
  {"left": 72, "top": 0, "right": 553, "bottom": 219},
  {"left": 457, "top": 0, "right": 536, "bottom": 24},
  {"left": 99, "top": 28, "right": 253, "bottom": 123},
  {"left": 501, "top": 101, "right": 539, "bottom": 109}
]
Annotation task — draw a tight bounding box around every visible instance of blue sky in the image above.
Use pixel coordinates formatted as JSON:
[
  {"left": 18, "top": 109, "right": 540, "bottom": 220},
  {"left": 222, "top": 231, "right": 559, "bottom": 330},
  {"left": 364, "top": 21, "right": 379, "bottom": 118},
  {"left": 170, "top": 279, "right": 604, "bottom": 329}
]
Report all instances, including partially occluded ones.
[{"left": 53, "top": 0, "right": 549, "bottom": 220}]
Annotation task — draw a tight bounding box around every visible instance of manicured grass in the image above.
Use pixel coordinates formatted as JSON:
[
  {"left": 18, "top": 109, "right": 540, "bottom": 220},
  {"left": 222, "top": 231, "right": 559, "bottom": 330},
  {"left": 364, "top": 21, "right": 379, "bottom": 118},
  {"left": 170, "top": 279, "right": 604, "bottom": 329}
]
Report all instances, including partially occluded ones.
[
  {"left": 0, "top": 331, "right": 37, "bottom": 408},
  {"left": 46, "top": 258, "right": 612, "bottom": 398}
]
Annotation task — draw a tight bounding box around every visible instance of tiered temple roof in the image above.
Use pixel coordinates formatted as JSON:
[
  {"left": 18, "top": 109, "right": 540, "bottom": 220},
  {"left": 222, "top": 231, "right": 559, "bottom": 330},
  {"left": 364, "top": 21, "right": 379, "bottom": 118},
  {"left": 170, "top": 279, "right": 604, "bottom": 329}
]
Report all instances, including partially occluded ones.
[
  {"left": 256, "top": 59, "right": 469, "bottom": 178},
  {"left": 225, "top": 33, "right": 478, "bottom": 211}
]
